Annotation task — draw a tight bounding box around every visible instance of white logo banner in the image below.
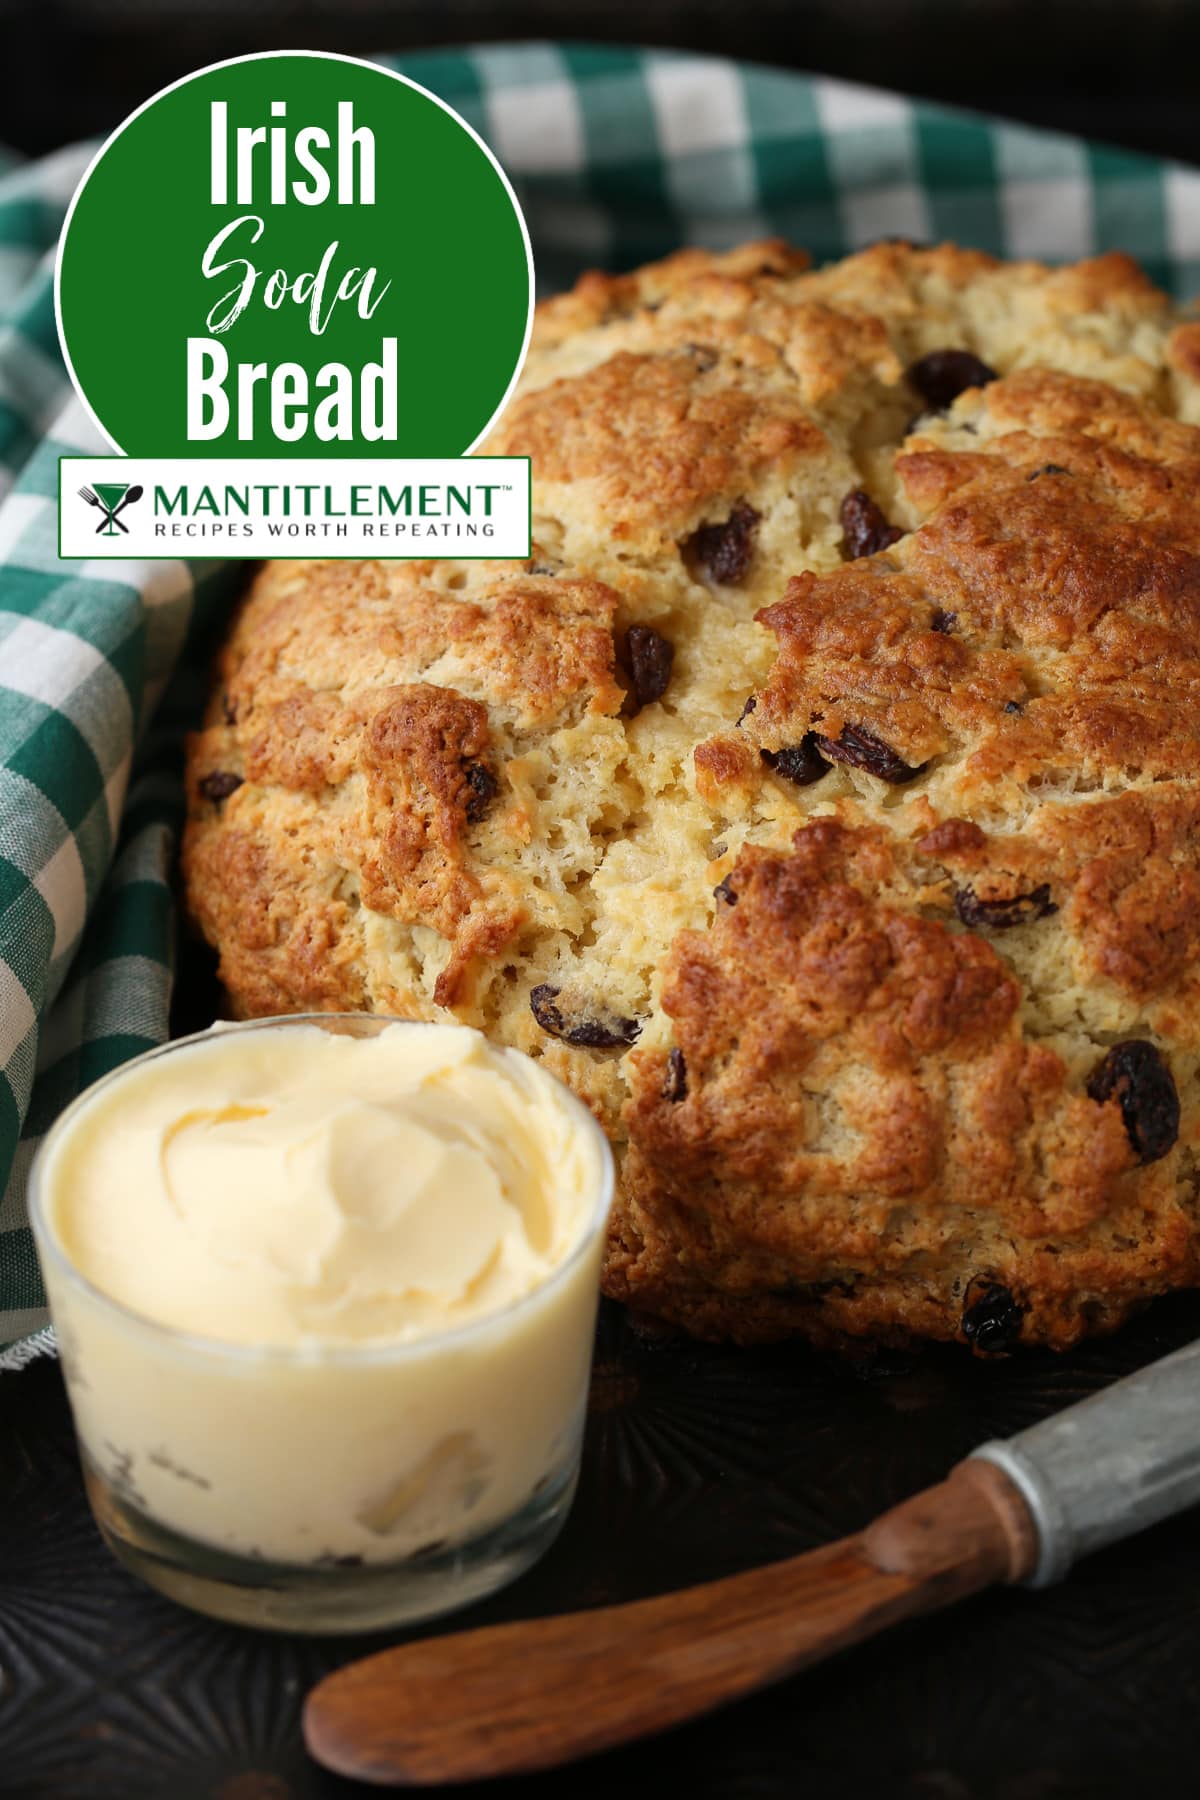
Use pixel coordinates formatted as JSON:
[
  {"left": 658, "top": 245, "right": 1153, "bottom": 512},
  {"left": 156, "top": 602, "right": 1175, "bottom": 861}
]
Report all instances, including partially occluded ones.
[{"left": 59, "top": 457, "right": 532, "bottom": 559}]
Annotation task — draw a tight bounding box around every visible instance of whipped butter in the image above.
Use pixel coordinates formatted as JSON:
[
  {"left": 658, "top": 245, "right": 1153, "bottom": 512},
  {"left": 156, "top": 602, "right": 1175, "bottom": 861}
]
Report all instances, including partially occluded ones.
[
  {"left": 34, "top": 1019, "right": 612, "bottom": 1570},
  {"left": 51, "top": 1022, "right": 595, "bottom": 1347}
]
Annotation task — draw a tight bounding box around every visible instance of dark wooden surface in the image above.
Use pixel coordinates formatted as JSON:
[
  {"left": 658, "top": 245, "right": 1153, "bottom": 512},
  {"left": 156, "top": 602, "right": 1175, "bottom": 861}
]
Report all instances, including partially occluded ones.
[{"left": 7, "top": 1284, "right": 1200, "bottom": 1798}]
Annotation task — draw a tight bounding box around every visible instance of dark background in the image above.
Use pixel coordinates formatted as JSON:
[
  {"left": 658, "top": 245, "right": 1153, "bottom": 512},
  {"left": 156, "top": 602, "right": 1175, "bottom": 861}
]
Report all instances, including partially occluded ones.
[{"left": 1, "top": 0, "right": 1200, "bottom": 164}]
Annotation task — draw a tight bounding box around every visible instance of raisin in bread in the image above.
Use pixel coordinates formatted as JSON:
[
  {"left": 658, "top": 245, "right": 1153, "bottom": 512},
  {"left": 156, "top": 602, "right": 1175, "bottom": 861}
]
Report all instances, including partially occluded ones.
[{"left": 184, "top": 239, "right": 1200, "bottom": 1351}]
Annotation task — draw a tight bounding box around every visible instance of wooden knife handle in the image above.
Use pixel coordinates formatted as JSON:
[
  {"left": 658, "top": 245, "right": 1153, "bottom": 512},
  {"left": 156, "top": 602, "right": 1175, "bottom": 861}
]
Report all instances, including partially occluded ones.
[{"left": 303, "top": 1459, "right": 1037, "bottom": 1786}]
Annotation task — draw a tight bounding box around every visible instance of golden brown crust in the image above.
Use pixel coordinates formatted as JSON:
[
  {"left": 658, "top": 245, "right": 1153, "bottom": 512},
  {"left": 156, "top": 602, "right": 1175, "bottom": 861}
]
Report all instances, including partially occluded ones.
[
  {"left": 186, "top": 240, "right": 1200, "bottom": 1352},
  {"left": 529, "top": 239, "right": 811, "bottom": 348},
  {"left": 183, "top": 559, "right": 626, "bottom": 1023},
  {"left": 620, "top": 818, "right": 1189, "bottom": 1349},
  {"left": 488, "top": 348, "right": 831, "bottom": 555},
  {"left": 183, "top": 819, "right": 368, "bottom": 1018},
  {"left": 738, "top": 375, "right": 1200, "bottom": 864}
]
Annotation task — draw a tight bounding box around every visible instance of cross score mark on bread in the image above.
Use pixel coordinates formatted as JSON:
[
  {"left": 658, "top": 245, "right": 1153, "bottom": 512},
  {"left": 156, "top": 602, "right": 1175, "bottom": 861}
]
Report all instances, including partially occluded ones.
[{"left": 184, "top": 239, "right": 1200, "bottom": 1352}]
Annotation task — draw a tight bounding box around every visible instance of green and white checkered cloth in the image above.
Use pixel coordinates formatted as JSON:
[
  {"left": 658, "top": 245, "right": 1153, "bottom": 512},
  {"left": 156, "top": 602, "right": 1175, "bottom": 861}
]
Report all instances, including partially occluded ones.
[{"left": 4, "top": 43, "right": 1200, "bottom": 1367}]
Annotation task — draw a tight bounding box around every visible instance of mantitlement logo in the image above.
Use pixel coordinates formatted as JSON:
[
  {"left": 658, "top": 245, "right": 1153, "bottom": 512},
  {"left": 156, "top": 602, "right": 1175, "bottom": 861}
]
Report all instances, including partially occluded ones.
[
  {"left": 76, "top": 480, "right": 145, "bottom": 537},
  {"left": 59, "top": 458, "right": 531, "bottom": 560},
  {"left": 55, "top": 52, "right": 534, "bottom": 559}
]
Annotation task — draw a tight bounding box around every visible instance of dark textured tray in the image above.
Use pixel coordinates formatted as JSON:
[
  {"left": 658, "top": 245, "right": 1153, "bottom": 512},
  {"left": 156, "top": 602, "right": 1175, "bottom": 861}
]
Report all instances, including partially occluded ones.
[{"left": 6, "top": 1284, "right": 1200, "bottom": 1800}]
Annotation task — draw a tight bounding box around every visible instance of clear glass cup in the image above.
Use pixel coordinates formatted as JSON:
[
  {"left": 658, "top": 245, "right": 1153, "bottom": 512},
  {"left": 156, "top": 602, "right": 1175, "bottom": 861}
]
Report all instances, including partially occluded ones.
[{"left": 29, "top": 1014, "right": 614, "bottom": 1634}]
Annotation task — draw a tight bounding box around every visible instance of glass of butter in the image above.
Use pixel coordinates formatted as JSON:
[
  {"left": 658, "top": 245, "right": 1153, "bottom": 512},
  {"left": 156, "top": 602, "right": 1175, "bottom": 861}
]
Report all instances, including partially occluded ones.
[{"left": 30, "top": 1015, "right": 614, "bottom": 1633}]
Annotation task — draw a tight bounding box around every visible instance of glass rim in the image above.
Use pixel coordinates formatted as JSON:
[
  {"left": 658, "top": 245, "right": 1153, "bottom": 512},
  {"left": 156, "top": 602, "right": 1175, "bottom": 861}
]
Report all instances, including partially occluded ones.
[{"left": 29, "top": 1013, "right": 615, "bottom": 1370}]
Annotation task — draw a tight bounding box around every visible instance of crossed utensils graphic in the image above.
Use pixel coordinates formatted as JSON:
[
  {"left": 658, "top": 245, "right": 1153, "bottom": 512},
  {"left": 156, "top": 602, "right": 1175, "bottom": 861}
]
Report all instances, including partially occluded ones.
[{"left": 78, "top": 482, "right": 144, "bottom": 535}]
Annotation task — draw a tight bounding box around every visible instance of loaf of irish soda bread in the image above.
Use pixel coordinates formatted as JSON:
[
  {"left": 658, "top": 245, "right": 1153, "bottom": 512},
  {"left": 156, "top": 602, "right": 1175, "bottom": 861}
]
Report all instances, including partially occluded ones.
[{"left": 183, "top": 240, "right": 1200, "bottom": 1352}]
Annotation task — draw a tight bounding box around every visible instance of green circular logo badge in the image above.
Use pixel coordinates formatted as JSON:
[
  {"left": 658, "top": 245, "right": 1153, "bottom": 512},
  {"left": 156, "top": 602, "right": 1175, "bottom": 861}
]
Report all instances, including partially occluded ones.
[{"left": 57, "top": 52, "right": 533, "bottom": 458}]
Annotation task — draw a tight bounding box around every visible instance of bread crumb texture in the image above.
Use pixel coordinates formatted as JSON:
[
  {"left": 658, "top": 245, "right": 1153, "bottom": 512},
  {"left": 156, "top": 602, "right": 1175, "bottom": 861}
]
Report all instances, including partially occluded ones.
[{"left": 185, "top": 240, "right": 1200, "bottom": 1350}]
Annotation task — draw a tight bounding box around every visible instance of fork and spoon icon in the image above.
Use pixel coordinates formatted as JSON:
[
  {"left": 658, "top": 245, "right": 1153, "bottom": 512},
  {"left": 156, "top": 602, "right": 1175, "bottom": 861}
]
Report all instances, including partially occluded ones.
[{"left": 78, "top": 483, "right": 144, "bottom": 535}]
